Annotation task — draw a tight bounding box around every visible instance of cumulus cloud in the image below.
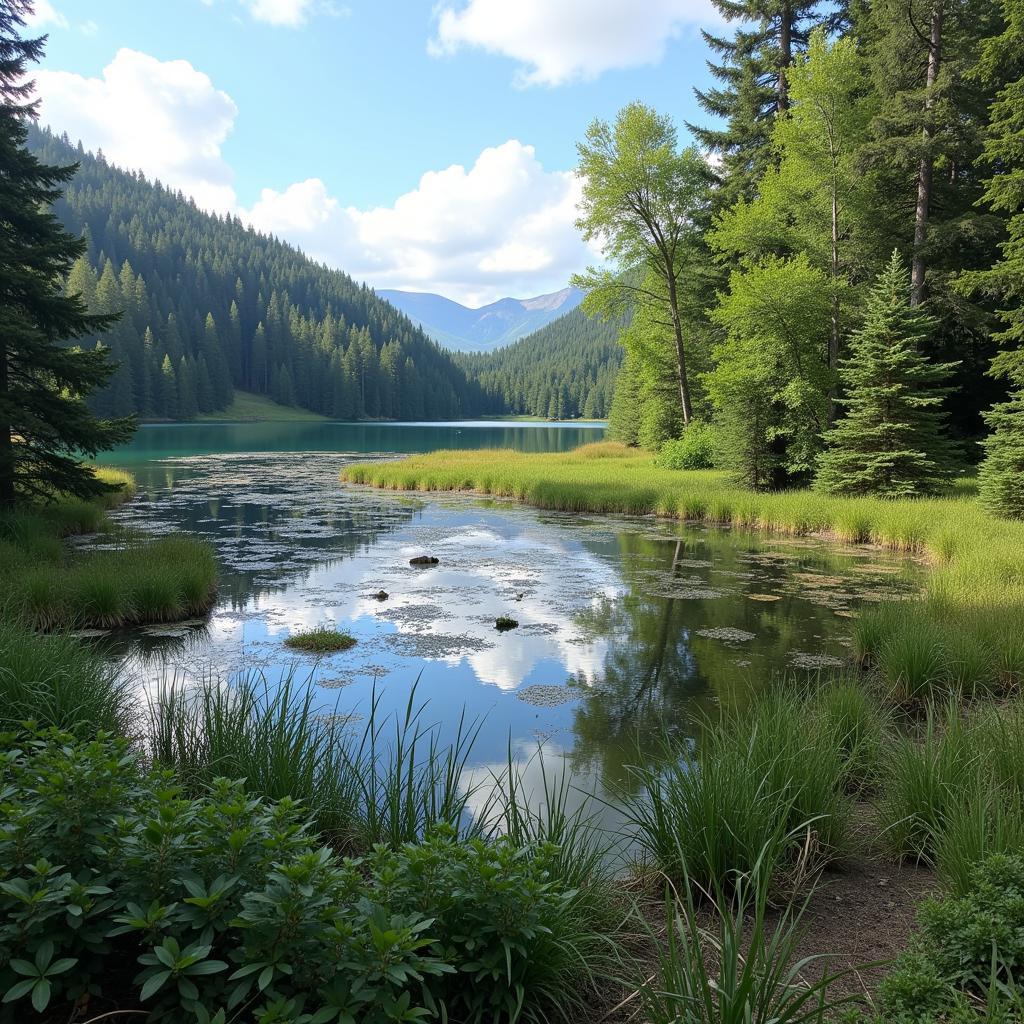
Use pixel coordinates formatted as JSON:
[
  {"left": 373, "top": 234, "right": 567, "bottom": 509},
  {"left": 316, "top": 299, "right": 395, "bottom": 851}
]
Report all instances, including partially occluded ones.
[
  {"left": 24, "top": 0, "right": 69, "bottom": 29},
  {"left": 34, "top": 49, "right": 238, "bottom": 213},
  {"left": 245, "top": 140, "right": 595, "bottom": 305},
  {"left": 201, "top": 0, "right": 345, "bottom": 27},
  {"left": 430, "top": 0, "right": 720, "bottom": 86}
]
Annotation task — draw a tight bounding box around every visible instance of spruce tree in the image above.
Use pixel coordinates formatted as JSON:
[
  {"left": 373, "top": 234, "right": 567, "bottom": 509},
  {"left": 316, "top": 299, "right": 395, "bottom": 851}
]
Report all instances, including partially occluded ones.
[
  {"left": 816, "top": 252, "right": 959, "bottom": 497},
  {"left": 969, "top": 0, "right": 1024, "bottom": 518},
  {"left": 689, "top": 0, "right": 828, "bottom": 207},
  {"left": 0, "top": 1, "right": 134, "bottom": 505}
]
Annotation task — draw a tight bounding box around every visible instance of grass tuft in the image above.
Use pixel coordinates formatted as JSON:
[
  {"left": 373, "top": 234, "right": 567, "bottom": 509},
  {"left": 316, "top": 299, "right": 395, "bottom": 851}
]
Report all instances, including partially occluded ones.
[{"left": 284, "top": 626, "right": 358, "bottom": 652}]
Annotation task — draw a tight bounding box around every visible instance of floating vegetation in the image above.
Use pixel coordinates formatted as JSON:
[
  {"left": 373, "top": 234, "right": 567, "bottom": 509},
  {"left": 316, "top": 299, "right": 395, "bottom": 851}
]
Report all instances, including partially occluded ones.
[
  {"left": 790, "top": 652, "right": 846, "bottom": 669},
  {"left": 496, "top": 616, "right": 519, "bottom": 631},
  {"left": 409, "top": 555, "right": 439, "bottom": 566},
  {"left": 517, "top": 684, "right": 579, "bottom": 707},
  {"left": 696, "top": 627, "right": 756, "bottom": 643},
  {"left": 747, "top": 593, "right": 782, "bottom": 602},
  {"left": 284, "top": 627, "right": 357, "bottom": 653}
]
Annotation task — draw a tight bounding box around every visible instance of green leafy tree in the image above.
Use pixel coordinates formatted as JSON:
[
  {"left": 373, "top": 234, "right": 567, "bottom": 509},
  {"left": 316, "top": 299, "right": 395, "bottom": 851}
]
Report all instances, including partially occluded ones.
[
  {"left": 712, "top": 31, "right": 876, "bottom": 386},
  {"left": 816, "top": 252, "right": 959, "bottom": 497},
  {"left": 0, "top": 2, "right": 133, "bottom": 504},
  {"left": 573, "top": 103, "right": 713, "bottom": 424},
  {"left": 708, "top": 254, "right": 834, "bottom": 489}
]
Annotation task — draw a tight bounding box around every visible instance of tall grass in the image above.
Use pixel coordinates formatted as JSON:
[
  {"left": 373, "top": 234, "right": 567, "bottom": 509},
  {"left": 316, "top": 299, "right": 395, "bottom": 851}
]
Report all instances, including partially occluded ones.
[
  {"left": 625, "top": 689, "right": 852, "bottom": 896},
  {"left": 0, "top": 621, "right": 134, "bottom": 735},
  {"left": 639, "top": 841, "right": 862, "bottom": 1024},
  {"left": 343, "top": 444, "right": 1024, "bottom": 698},
  {"left": 149, "top": 677, "right": 484, "bottom": 850}
]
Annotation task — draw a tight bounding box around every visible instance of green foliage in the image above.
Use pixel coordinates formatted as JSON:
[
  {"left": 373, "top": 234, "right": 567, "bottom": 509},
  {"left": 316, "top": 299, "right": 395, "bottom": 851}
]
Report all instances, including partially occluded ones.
[
  {"left": 816, "top": 253, "right": 959, "bottom": 497},
  {"left": 865, "top": 855, "right": 1024, "bottom": 1023},
  {"left": 0, "top": 729, "right": 612, "bottom": 1024},
  {"left": 707, "top": 255, "right": 833, "bottom": 488},
  {"left": 978, "top": 385, "right": 1024, "bottom": 518},
  {"left": 0, "top": 622, "right": 131, "bottom": 735},
  {"left": 283, "top": 627, "right": 357, "bottom": 653},
  {"left": 0, "top": 15, "right": 135, "bottom": 505},
  {"left": 640, "top": 845, "right": 860, "bottom": 1024},
  {"left": 656, "top": 421, "right": 717, "bottom": 470},
  {"left": 574, "top": 103, "right": 713, "bottom": 425},
  {"left": 625, "top": 689, "right": 851, "bottom": 896}
]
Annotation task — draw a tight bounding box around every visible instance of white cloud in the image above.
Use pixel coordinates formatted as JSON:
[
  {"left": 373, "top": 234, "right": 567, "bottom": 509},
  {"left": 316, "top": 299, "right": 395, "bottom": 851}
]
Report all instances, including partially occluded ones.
[
  {"left": 245, "top": 140, "right": 596, "bottom": 305},
  {"left": 430, "top": 0, "right": 720, "bottom": 86},
  {"left": 24, "top": 0, "right": 69, "bottom": 29},
  {"left": 202, "top": 0, "right": 345, "bottom": 27},
  {"left": 34, "top": 49, "right": 238, "bottom": 214}
]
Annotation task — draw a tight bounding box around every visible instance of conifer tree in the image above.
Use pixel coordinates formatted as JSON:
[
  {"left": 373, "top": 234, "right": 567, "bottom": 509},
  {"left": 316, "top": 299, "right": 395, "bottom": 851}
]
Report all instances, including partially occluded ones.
[
  {"left": 690, "top": 0, "right": 828, "bottom": 206},
  {"left": 0, "top": 1, "right": 133, "bottom": 504},
  {"left": 816, "top": 252, "right": 959, "bottom": 497},
  {"left": 967, "top": 0, "right": 1024, "bottom": 517}
]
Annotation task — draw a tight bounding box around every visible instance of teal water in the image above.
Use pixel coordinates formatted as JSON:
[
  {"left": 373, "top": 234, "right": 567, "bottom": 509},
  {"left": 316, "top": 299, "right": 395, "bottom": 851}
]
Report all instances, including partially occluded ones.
[{"left": 98, "top": 422, "right": 920, "bottom": 820}]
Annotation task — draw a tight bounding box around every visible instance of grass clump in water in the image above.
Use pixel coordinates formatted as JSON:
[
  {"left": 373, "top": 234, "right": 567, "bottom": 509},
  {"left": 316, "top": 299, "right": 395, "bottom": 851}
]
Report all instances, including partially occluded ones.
[{"left": 284, "top": 625, "right": 357, "bottom": 652}]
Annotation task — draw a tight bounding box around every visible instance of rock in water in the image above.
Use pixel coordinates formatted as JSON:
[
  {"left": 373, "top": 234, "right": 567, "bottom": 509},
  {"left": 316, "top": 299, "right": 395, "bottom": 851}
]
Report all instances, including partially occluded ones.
[
  {"left": 409, "top": 555, "right": 439, "bottom": 566},
  {"left": 373, "top": 590, "right": 389, "bottom": 601}
]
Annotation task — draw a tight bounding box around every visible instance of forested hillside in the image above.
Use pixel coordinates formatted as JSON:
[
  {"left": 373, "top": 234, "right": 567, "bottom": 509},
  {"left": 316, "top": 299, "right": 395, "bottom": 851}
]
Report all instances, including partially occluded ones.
[
  {"left": 579, "top": 0, "right": 1023, "bottom": 505},
  {"left": 28, "top": 126, "right": 483, "bottom": 421},
  {"left": 459, "top": 305, "right": 623, "bottom": 419}
]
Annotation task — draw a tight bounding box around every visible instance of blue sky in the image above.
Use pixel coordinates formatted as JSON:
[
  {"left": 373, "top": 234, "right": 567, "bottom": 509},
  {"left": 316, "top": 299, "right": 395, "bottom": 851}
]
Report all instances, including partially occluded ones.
[{"left": 29, "top": 0, "right": 723, "bottom": 304}]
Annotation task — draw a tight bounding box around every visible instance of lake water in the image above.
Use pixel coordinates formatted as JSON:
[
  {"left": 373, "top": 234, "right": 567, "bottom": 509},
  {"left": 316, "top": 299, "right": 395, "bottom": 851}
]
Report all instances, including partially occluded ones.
[{"left": 99, "top": 421, "right": 920, "bottom": 818}]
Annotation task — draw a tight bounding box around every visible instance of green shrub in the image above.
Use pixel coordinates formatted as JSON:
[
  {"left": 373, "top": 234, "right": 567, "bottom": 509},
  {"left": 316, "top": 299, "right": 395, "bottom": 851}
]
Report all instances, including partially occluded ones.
[
  {"left": 656, "top": 421, "right": 716, "bottom": 471},
  {"left": 864, "top": 854, "right": 1024, "bottom": 1022},
  {"left": 0, "top": 729, "right": 614, "bottom": 1024}
]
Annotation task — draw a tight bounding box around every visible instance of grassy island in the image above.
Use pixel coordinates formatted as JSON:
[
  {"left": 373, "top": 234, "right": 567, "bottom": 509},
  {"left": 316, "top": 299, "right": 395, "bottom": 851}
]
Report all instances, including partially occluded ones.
[{"left": 342, "top": 442, "right": 1024, "bottom": 700}]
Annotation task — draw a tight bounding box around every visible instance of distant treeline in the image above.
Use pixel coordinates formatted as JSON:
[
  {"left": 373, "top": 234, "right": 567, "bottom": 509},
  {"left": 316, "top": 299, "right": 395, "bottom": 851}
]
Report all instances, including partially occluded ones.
[
  {"left": 458, "top": 306, "right": 623, "bottom": 420},
  {"left": 29, "top": 125, "right": 619, "bottom": 422}
]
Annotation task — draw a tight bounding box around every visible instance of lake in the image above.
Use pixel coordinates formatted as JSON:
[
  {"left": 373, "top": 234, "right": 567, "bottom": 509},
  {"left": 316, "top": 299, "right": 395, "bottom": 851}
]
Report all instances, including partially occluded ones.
[{"left": 99, "top": 421, "right": 920, "bottom": 818}]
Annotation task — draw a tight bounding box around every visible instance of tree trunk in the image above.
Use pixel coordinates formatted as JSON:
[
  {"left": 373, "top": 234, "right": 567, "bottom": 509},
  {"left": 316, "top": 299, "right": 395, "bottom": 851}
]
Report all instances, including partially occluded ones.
[
  {"left": 828, "top": 186, "right": 841, "bottom": 422},
  {"left": 0, "top": 336, "right": 13, "bottom": 507},
  {"left": 778, "top": 3, "right": 792, "bottom": 112},
  {"left": 666, "top": 277, "right": 693, "bottom": 425},
  {"left": 911, "top": 5, "right": 943, "bottom": 307}
]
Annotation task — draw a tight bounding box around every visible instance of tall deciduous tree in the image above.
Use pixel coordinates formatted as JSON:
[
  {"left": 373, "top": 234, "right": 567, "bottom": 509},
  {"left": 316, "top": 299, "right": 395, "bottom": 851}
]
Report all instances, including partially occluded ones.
[
  {"left": 573, "top": 103, "right": 713, "bottom": 425},
  {"left": 712, "top": 31, "right": 876, "bottom": 390},
  {"left": 0, "top": 1, "right": 133, "bottom": 505},
  {"left": 815, "top": 252, "right": 959, "bottom": 497}
]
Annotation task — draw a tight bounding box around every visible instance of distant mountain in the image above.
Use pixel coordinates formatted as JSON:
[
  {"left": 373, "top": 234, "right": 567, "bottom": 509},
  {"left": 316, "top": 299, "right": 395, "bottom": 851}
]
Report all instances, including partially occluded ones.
[
  {"left": 459, "top": 305, "right": 624, "bottom": 420},
  {"left": 378, "top": 286, "right": 585, "bottom": 353}
]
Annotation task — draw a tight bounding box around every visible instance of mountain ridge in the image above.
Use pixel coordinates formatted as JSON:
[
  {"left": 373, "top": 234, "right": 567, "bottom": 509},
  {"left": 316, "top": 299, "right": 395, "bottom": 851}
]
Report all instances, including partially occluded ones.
[{"left": 378, "top": 286, "right": 585, "bottom": 353}]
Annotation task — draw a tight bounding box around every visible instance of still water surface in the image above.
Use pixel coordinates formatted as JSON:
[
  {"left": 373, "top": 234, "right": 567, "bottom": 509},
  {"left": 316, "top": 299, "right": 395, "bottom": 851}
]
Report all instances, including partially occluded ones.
[{"left": 99, "top": 422, "right": 920, "bottom": 815}]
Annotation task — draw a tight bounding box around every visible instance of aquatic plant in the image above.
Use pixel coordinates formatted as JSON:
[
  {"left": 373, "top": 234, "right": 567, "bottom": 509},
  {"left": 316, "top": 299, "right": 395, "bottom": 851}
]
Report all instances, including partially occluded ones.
[
  {"left": 283, "top": 625, "right": 357, "bottom": 653},
  {"left": 0, "top": 622, "right": 133, "bottom": 735}
]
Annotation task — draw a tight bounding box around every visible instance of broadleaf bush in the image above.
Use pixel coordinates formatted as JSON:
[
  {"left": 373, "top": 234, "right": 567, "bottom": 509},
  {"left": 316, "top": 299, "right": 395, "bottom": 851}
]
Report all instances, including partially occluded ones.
[{"left": 0, "top": 729, "right": 608, "bottom": 1023}]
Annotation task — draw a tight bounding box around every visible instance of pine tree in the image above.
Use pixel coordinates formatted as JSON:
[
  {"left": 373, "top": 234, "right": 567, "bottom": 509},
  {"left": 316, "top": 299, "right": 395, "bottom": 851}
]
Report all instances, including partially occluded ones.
[
  {"left": 689, "top": 0, "right": 829, "bottom": 207},
  {"left": 815, "top": 252, "right": 959, "bottom": 497},
  {"left": 0, "top": 2, "right": 133, "bottom": 504},
  {"left": 969, "top": 0, "right": 1024, "bottom": 517}
]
